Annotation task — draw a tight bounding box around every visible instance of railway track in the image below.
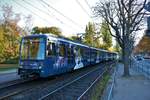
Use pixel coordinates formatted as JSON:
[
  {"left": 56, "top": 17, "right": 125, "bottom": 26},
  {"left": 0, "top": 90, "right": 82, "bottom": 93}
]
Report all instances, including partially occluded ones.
[
  {"left": 0, "top": 62, "right": 115, "bottom": 100},
  {"left": 0, "top": 78, "right": 40, "bottom": 100},
  {"left": 0, "top": 78, "right": 33, "bottom": 90},
  {"left": 39, "top": 64, "right": 110, "bottom": 100}
]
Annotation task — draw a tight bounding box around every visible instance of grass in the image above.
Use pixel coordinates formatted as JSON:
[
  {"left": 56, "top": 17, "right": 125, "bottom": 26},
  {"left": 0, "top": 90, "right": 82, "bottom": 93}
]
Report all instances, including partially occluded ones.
[{"left": 91, "top": 72, "right": 110, "bottom": 100}]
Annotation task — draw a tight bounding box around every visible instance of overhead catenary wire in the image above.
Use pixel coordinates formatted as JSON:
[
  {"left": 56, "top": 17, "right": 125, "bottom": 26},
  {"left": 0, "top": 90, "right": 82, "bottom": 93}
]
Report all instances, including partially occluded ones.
[
  {"left": 38, "top": 0, "right": 64, "bottom": 24},
  {"left": 12, "top": 0, "right": 52, "bottom": 25},
  {"left": 75, "top": 0, "right": 95, "bottom": 23},
  {"left": 75, "top": 0, "right": 91, "bottom": 18},
  {"left": 40, "top": 0, "right": 84, "bottom": 29},
  {"left": 84, "top": 0, "right": 92, "bottom": 10},
  {"left": 22, "top": 0, "right": 65, "bottom": 25},
  {"left": 17, "top": 0, "right": 80, "bottom": 32}
]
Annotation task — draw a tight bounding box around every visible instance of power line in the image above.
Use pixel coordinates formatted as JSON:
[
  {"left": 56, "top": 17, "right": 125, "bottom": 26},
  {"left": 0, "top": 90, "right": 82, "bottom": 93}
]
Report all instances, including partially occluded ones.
[
  {"left": 22, "top": 0, "right": 64, "bottom": 24},
  {"left": 21, "top": 0, "right": 80, "bottom": 31},
  {"left": 75, "top": 0, "right": 91, "bottom": 18},
  {"left": 39, "top": 1, "right": 64, "bottom": 24},
  {"left": 12, "top": 0, "right": 52, "bottom": 25},
  {"left": 84, "top": 0, "right": 91, "bottom": 10},
  {"left": 40, "top": 0, "right": 84, "bottom": 29}
]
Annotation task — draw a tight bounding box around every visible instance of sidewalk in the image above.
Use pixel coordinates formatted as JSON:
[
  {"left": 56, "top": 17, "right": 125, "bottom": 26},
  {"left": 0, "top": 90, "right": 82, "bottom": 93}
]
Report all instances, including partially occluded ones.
[
  {"left": 112, "top": 63, "right": 150, "bottom": 100},
  {"left": 0, "top": 69, "right": 19, "bottom": 84},
  {"left": 0, "top": 69, "right": 17, "bottom": 75}
]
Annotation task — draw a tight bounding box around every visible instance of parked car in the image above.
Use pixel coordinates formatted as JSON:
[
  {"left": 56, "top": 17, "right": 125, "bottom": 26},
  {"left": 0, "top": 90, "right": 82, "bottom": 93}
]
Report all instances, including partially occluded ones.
[
  {"left": 143, "top": 56, "right": 150, "bottom": 59},
  {"left": 136, "top": 55, "right": 144, "bottom": 61}
]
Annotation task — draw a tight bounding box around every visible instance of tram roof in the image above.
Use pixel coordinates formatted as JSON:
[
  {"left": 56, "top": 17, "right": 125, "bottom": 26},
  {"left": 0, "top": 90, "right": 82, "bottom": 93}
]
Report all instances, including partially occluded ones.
[{"left": 23, "top": 33, "right": 117, "bottom": 54}]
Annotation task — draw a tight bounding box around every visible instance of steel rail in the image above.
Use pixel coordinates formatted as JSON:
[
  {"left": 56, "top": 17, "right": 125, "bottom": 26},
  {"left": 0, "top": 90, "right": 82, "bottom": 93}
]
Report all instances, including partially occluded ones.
[
  {"left": 39, "top": 62, "right": 114, "bottom": 100},
  {"left": 77, "top": 63, "right": 115, "bottom": 100},
  {"left": 0, "top": 78, "right": 36, "bottom": 100},
  {"left": 38, "top": 65, "right": 104, "bottom": 100},
  {"left": 0, "top": 78, "right": 34, "bottom": 90},
  {"left": 77, "top": 68, "right": 108, "bottom": 100}
]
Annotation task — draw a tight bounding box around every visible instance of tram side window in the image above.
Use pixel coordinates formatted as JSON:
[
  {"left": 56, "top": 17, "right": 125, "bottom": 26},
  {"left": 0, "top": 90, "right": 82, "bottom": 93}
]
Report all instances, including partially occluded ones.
[
  {"left": 47, "top": 42, "right": 56, "bottom": 56},
  {"left": 67, "top": 47, "right": 71, "bottom": 57},
  {"left": 67, "top": 47, "right": 72, "bottom": 63},
  {"left": 59, "top": 44, "right": 66, "bottom": 57},
  {"left": 80, "top": 48, "right": 84, "bottom": 57},
  {"left": 80, "top": 48, "right": 85, "bottom": 60}
]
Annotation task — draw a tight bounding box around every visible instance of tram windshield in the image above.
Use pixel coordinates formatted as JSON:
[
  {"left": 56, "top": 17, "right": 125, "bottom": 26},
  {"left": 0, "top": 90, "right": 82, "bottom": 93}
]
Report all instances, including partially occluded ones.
[{"left": 20, "top": 37, "right": 45, "bottom": 60}]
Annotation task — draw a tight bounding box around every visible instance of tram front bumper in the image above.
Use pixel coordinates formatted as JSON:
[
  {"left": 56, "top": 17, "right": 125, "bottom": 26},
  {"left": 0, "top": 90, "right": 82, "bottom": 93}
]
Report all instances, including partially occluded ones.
[{"left": 18, "top": 68, "right": 41, "bottom": 75}]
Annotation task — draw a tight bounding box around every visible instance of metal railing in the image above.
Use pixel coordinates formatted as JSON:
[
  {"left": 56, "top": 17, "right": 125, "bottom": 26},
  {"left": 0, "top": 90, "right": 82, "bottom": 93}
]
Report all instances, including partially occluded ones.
[
  {"left": 103, "top": 59, "right": 150, "bottom": 100},
  {"left": 107, "top": 66, "right": 117, "bottom": 100},
  {"left": 131, "top": 59, "right": 150, "bottom": 79},
  {"left": 101, "top": 62, "right": 117, "bottom": 100}
]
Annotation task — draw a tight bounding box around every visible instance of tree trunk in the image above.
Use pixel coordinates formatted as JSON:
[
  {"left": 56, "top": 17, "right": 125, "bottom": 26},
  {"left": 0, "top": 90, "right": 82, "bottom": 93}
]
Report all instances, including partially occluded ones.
[{"left": 122, "top": 45, "right": 130, "bottom": 77}]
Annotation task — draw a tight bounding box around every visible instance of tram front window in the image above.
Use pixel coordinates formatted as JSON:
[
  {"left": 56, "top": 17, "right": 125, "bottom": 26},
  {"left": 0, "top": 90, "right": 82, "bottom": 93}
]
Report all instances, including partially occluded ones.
[{"left": 21, "top": 37, "right": 45, "bottom": 60}]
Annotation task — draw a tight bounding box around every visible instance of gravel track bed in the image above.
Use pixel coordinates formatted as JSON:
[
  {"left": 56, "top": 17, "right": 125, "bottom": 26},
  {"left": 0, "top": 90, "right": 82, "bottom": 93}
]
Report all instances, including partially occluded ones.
[
  {"left": 41, "top": 65, "right": 107, "bottom": 100},
  {"left": 1, "top": 62, "right": 113, "bottom": 100}
]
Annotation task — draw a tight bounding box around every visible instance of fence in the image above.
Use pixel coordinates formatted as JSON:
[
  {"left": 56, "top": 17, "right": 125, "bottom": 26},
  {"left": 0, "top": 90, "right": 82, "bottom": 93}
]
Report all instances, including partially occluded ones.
[
  {"left": 102, "top": 62, "right": 118, "bottom": 100},
  {"left": 131, "top": 59, "right": 150, "bottom": 79}
]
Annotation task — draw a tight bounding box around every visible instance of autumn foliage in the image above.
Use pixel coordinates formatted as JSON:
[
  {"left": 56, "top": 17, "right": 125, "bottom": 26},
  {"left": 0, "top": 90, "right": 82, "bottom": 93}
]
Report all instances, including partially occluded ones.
[
  {"left": 134, "top": 35, "right": 150, "bottom": 54},
  {"left": 0, "top": 5, "right": 21, "bottom": 63},
  {"left": 31, "top": 26, "right": 62, "bottom": 36}
]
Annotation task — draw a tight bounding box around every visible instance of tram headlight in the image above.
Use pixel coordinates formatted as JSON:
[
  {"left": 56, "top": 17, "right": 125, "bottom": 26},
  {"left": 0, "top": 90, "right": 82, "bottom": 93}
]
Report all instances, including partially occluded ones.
[
  {"left": 38, "top": 62, "right": 43, "bottom": 69},
  {"left": 39, "top": 66, "right": 42, "bottom": 69}
]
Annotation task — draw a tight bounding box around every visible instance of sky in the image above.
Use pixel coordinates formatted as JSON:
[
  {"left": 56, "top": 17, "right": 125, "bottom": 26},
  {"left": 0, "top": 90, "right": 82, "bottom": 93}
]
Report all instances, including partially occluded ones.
[
  {"left": 0, "top": 0, "right": 148, "bottom": 46},
  {"left": 0, "top": 0, "right": 99, "bottom": 37}
]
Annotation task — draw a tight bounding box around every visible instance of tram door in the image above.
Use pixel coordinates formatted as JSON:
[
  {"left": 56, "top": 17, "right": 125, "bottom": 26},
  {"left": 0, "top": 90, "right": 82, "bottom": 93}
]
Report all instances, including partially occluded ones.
[
  {"left": 67, "top": 44, "right": 75, "bottom": 70},
  {"left": 58, "top": 43, "right": 67, "bottom": 73},
  {"left": 46, "top": 42, "right": 56, "bottom": 74}
]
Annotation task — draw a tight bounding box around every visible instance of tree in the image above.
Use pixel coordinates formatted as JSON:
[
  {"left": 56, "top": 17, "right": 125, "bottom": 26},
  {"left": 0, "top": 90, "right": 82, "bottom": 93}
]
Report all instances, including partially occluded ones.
[
  {"left": 48, "top": 26, "right": 62, "bottom": 36},
  {"left": 0, "top": 4, "right": 21, "bottom": 62},
  {"left": 134, "top": 36, "right": 150, "bottom": 54},
  {"left": 71, "top": 35, "right": 82, "bottom": 42},
  {"left": 23, "top": 15, "right": 33, "bottom": 36},
  {"left": 31, "top": 26, "right": 62, "bottom": 36},
  {"left": 31, "top": 26, "right": 39, "bottom": 34},
  {"left": 84, "top": 22, "right": 97, "bottom": 46},
  {"left": 94, "top": 0, "right": 147, "bottom": 76},
  {"left": 100, "top": 20, "right": 112, "bottom": 50},
  {"left": 114, "top": 41, "right": 121, "bottom": 53}
]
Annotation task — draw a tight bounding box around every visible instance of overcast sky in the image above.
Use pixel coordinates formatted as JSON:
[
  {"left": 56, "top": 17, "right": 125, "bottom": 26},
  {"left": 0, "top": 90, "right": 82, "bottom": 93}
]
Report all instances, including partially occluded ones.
[{"left": 0, "top": 0, "right": 99, "bottom": 37}]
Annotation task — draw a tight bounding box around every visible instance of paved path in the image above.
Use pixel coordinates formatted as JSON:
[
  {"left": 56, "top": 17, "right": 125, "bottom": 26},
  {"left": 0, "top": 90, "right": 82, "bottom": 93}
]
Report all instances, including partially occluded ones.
[
  {"left": 0, "top": 69, "right": 20, "bottom": 84},
  {"left": 0, "top": 69, "right": 16, "bottom": 74},
  {"left": 113, "top": 63, "right": 150, "bottom": 100}
]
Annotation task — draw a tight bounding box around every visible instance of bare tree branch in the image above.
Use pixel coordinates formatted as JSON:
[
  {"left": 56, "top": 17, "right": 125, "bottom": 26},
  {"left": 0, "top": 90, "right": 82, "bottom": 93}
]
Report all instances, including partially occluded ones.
[
  {"left": 94, "top": 0, "right": 147, "bottom": 76},
  {"left": 131, "top": 0, "right": 147, "bottom": 24}
]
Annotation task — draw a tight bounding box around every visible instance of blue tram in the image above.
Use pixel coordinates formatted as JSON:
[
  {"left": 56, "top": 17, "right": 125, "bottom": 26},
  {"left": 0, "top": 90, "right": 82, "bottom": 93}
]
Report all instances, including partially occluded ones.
[{"left": 18, "top": 34, "right": 117, "bottom": 78}]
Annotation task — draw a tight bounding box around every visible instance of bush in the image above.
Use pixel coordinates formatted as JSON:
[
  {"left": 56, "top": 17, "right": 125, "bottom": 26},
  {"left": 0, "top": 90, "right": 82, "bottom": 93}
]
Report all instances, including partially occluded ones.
[{"left": 1, "top": 57, "right": 19, "bottom": 64}]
